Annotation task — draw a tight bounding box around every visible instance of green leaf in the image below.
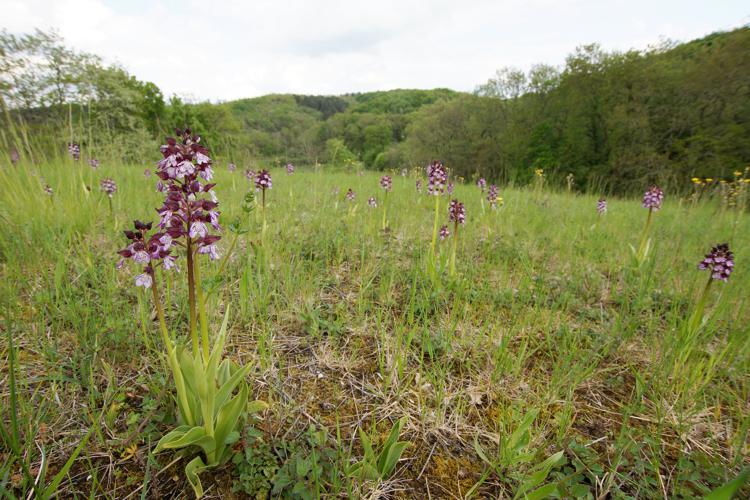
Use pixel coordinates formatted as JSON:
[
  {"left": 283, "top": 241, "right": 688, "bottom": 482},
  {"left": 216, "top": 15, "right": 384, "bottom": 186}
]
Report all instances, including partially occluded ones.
[
  {"left": 214, "top": 363, "right": 253, "bottom": 417},
  {"left": 522, "top": 482, "right": 561, "bottom": 500},
  {"left": 213, "top": 383, "right": 248, "bottom": 463},
  {"left": 184, "top": 455, "right": 208, "bottom": 498},
  {"left": 705, "top": 469, "right": 750, "bottom": 500},
  {"left": 42, "top": 426, "right": 93, "bottom": 499},
  {"left": 358, "top": 428, "right": 375, "bottom": 463},
  {"left": 155, "top": 426, "right": 214, "bottom": 455},
  {"left": 223, "top": 430, "right": 240, "bottom": 446},
  {"left": 379, "top": 441, "right": 409, "bottom": 478},
  {"left": 246, "top": 400, "right": 269, "bottom": 415}
]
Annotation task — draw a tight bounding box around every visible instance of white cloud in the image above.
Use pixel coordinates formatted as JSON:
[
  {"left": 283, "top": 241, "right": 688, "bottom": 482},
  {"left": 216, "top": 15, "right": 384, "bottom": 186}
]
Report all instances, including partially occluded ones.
[{"left": 2, "top": 0, "right": 747, "bottom": 101}]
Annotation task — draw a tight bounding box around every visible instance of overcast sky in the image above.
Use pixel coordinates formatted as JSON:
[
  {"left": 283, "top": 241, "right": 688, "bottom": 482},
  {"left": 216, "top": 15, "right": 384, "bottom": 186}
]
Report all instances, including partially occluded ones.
[{"left": 3, "top": 0, "right": 748, "bottom": 101}]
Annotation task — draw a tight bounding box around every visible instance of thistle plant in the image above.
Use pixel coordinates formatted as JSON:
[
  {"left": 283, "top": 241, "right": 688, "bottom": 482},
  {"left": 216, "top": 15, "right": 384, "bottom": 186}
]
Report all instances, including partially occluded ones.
[
  {"left": 380, "top": 175, "right": 392, "bottom": 229},
  {"left": 687, "top": 243, "right": 735, "bottom": 335},
  {"left": 631, "top": 185, "right": 663, "bottom": 266},
  {"left": 448, "top": 198, "right": 465, "bottom": 276},
  {"left": 116, "top": 128, "right": 262, "bottom": 497},
  {"left": 427, "top": 161, "right": 447, "bottom": 254},
  {"left": 597, "top": 197, "right": 607, "bottom": 215}
]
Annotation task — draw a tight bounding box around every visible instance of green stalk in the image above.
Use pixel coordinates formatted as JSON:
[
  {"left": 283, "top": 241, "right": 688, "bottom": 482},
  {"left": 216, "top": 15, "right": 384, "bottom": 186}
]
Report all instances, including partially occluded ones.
[
  {"left": 430, "top": 196, "right": 440, "bottom": 254},
  {"left": 381, "top": 191, "right": 388, "bottom": 230},
  {"left": 450, "top": 220, "right": 458, "bottom": 277},
  {"left": 261, "top": 188, "right": 267, "bottom": 237},
  {"left": 186, "top": 238, "right": 199, "bottom": 357},
  {"left": 687, "top": 275, "right": 713, "bottom": 337},
  {"left": 636, "top": 208, "right": 654, "bottom": 260},
  {"left": 193, "top": 253, "right": 210, "bottom": 364},
  {"left": 151, "top": 273, "right": 194, "bottom": 426}
]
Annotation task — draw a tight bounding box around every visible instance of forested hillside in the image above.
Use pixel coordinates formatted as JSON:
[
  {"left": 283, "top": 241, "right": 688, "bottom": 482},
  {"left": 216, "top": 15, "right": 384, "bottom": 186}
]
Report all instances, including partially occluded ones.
[{"left": 2, "top": 26, "right": 748, "bottom": 194}]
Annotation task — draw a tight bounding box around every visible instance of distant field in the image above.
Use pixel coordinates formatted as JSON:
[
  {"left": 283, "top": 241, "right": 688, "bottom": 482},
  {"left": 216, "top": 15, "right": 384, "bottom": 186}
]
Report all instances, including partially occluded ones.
[{"left": 1, "top": 161, "right": 748, "bottom": 498}]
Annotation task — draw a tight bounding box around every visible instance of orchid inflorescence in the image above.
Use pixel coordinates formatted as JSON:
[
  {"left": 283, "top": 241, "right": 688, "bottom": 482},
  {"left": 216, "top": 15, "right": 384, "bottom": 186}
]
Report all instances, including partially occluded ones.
[
  {"left": 698, "top": 243, "right": 734, "bottom": 282},
  {"left": 286, "top": 163, "right": 295, "bottom": 174},
  {"left": 144, "top": 169, "right": 152, "bottom": 178},
  {"left": 427, "top": 161, "right": 447, "bottom": 196},
  {"left": 642, "top": 185, "right": 664, "bottom": 210},
  {"left": 255, "top": 169, "right": 272, "bottom": 191},
  {"left": 100, "top": 178, "right": 117, "bottom": 198},
  {"left": 597, "top": 198, "right": 607, "bottom": 214},
  {"left": 448, "top": 199, "right": 466, "bottom": 225},
  {"left": 439, "top": 224, "right": 450, "bottom": 241},
  {"left": 10, "top": 149, "right": 20, "bottom": 165},
  {"left": 477, "top": 177, "right": 487, "bottom": 192},
  {"left": 415, "top": 179, "right": 422, "bottom": 193},
  {"left": 44, "top": 184, "right": 53, "bottom": 196},
  {"left": 346, "top": 188, "right": 355, "bottom": 201},
  {"left": 89, "top": 158, "right": 100, "bottom": 169},
  {"left": 380, "top": 175, "right": 392, "bottom": 192},
  {"left": 68, "top": 143, "right": 80, "bottom": 161},
  {"left": 487, "top": 184, "right": 500, "bottom": 208},
  {"left": 118, "top": 129, "right": 221, "bottom": 287},
  {"left": 228, "top": 162, "right": 236, "bottom": 172},
  {"left": 245, "top": 169, "right": 255, "bottom": 181},
  {"left": 632, "top": 185, "right": 664, "bottom": 266},
  {"left": 368, "top": 196, "right": 377, "bottom": 208}
]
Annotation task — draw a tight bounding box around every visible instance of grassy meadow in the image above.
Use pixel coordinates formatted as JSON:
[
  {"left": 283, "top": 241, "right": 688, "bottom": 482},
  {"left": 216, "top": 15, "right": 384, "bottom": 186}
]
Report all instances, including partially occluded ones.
[{"left": 1, "top": 159, "right": 749, "bottom": 498}]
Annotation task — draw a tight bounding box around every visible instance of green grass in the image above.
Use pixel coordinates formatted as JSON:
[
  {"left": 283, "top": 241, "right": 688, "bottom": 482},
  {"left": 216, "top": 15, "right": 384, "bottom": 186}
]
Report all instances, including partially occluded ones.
[{"left": 1, "top": 159, "right": 748, "bottom": 498}]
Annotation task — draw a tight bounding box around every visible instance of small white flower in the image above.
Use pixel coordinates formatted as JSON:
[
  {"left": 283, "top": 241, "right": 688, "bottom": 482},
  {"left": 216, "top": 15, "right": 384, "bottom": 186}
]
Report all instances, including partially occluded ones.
[
  {"left": 198, "top": 244, "right": 220, "bottom": 260},
  {"left": 189, "top": 221, "right": 208, "bottom": 238},
  {"left": 135, "top": 273, "right": 153, "bottom": 288},
  {"left": 133, "top": 250, "right": 150, "bottom": 264}
]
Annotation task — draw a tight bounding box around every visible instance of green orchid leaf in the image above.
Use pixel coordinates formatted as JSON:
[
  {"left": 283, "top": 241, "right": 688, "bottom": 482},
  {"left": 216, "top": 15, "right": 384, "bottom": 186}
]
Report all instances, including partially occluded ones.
[
  {"left": 213, "top": 382, "right": 248, "bottom": 459},
  {"left": 185, "top": 455, "right": 208, "bottom": 498},
  {"left": 214, "top": 362, "right": 253, "bottom": 416}
]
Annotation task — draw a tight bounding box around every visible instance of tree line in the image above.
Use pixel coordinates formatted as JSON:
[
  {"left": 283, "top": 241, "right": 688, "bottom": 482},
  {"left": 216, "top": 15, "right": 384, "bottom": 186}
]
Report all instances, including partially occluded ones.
[{"left": 2, "top": 26, "right": 748, "bottom": 194}]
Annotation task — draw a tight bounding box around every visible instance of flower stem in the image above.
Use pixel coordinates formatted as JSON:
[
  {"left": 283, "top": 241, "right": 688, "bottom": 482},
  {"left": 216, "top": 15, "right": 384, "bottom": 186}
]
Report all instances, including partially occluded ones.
[
  {"left": 450, "top": 220, "right": 458, "bottom": 276},
  {"left": 431, "top": 196, "right": 440, "bottom": 255},
  {"left": 186, "top": 238, "right": 199, "bottom": 357},
  {"left": 636, "top": 208, "right": 654, "bottom": 262},
  {"left": 687, "top": 274, "right": 713, "bottom": 337},
  {"left": 382, "top": 191, "right": 388, "bottom": 230},
  {"left": 151, "top": 272, "right": 194, "bottom": 426},
  {"left": 193, "top": 252, "right": 210, "bottom": 364}
]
